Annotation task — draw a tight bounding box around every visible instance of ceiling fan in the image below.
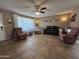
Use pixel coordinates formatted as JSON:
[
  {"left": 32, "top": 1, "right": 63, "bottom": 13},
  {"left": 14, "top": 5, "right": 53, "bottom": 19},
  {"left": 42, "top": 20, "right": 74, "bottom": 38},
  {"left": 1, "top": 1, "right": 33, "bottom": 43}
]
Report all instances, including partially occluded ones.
[
  {"left": 32, "top": 0, "right": 48, "bottom": 15},
  {"left": 18, "top": 0, "right": 49, "bottom": 15},
  {"left": 34, "top": 5, "right": 47, "bottom": 13}
]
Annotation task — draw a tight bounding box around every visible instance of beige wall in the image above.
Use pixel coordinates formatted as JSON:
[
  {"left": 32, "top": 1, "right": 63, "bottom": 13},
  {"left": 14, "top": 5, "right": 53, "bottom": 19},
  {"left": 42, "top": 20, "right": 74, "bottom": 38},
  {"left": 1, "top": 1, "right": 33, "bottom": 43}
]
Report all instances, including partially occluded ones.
[
  {"left": 0, "top": 9, "right": 14, "bottom": 40},
  {"left": 38, "top": 16, "right": 61, "bottom": 28},
  {"left": 38, "top": 13, "right": 72, "bottom": 28}
]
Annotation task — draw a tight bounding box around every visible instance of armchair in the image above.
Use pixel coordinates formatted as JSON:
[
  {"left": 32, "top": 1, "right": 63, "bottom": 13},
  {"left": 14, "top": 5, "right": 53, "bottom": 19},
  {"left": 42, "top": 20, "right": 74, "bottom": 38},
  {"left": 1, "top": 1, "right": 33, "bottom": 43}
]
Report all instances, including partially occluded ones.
[
  {"left": 63, "top": 27, "right": 79, "bottom": 44},
  {"left": 14, "top": 28, "right": 27, "bottom": 40}
]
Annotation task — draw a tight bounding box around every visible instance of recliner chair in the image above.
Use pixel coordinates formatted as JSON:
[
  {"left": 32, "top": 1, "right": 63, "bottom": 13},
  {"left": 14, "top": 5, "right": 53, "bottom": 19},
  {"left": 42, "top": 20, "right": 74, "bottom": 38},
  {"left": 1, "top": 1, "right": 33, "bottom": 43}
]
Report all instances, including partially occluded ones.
[{"left": 14, "top": 28, "right": 27, "bottom": 40}]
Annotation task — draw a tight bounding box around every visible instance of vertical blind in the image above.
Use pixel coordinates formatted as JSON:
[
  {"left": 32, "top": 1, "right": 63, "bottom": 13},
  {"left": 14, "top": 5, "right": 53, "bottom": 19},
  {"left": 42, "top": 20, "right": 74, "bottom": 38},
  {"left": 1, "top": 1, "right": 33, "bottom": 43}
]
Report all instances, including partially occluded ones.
[{"left": 13, "top": 15, "right": 36, "bottom": 32}]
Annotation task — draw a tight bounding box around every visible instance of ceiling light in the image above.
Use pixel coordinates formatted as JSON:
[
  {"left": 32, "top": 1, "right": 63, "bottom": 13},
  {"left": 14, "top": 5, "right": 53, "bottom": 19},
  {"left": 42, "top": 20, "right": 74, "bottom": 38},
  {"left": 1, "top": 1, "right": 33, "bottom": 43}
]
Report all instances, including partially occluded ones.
[{"left": 36, "top": 12, "right": 40, "bottom": 15}]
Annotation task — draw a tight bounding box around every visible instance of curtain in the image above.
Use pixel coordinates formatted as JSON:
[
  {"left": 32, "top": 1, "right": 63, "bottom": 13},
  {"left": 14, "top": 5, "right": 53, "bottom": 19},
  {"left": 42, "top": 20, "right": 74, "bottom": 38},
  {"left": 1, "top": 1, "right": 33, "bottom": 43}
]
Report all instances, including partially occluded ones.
[{"left": 13, "top": 15, "right": 36, "bottom": 32}]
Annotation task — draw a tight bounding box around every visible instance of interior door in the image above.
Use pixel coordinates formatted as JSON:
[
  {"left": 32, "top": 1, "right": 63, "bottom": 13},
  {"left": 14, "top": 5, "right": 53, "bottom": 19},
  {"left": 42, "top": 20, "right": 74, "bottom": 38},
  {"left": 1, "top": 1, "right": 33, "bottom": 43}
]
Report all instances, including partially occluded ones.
[{"left": 0, "top": 13, "right": 6, "bottom": 41}]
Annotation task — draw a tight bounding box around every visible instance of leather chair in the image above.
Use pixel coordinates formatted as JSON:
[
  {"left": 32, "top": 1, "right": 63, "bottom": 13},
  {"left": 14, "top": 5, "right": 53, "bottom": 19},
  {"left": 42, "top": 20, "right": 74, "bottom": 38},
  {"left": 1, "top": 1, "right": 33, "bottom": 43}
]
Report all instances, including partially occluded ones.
[
  {"left": 14, "top": 28, "right": 27, "bottom": 40},
  {"left": 63, "top": 27, "right": 79, "bottom": 44}
]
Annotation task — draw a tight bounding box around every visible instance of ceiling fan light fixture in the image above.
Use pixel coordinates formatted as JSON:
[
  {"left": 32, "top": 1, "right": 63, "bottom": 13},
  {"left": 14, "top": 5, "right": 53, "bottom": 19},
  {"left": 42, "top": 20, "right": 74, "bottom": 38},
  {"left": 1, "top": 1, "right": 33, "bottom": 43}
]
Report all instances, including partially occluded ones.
[{"left": 36, "top": 12, "right": 40, "bottom": 15}]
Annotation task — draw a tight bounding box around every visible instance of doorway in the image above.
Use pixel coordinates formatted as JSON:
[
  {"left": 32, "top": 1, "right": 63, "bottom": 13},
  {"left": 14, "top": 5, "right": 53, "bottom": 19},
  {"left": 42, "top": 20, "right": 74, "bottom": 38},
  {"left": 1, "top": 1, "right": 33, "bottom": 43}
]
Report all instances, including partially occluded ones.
[{"left": 0, "top": 13, "right": 6, "bottom": 41}]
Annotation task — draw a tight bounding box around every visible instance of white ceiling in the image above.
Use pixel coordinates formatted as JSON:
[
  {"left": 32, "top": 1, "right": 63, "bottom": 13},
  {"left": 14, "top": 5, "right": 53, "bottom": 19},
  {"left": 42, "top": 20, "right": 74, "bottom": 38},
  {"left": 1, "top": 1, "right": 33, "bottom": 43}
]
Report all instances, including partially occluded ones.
[{"left": 0, "top": 0, "right": 79, "bottom": 18}]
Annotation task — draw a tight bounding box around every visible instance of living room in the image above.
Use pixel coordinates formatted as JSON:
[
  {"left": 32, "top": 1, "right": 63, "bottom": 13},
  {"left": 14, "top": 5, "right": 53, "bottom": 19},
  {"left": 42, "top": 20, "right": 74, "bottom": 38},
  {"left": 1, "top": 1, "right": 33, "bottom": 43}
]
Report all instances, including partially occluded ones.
[{"left": 0, "top": 0, "right": 79, "bottom": 59}]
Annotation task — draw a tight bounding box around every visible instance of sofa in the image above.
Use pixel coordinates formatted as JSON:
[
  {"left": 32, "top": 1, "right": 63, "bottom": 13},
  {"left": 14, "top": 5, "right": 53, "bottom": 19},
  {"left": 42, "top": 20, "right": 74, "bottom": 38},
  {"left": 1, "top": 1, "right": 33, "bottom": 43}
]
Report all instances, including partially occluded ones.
[
  {"left": 63, "top": 27, "right": 79, "bottom": 44},
  {"left": 44, "top": 26, "right": 59, "bottom": 35}
]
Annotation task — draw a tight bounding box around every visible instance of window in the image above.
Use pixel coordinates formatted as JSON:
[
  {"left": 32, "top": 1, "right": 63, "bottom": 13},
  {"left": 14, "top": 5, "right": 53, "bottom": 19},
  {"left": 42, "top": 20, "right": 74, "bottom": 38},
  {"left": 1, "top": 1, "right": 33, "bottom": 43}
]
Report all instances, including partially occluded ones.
[{"left": 13, "top": 15, "right": 36, "bottom": 32}]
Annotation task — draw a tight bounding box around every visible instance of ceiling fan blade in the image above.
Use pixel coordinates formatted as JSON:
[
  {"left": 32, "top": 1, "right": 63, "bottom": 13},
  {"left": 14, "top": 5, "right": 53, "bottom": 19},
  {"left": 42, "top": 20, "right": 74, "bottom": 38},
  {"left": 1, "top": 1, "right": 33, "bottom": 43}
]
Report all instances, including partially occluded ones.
[
  {"left": 40, "top": 7, "right": 47, "bottom": 10},
  {"left": 40, "top": 11, "right": 45, "bottom": 13}
]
